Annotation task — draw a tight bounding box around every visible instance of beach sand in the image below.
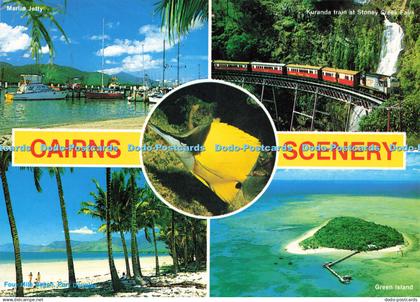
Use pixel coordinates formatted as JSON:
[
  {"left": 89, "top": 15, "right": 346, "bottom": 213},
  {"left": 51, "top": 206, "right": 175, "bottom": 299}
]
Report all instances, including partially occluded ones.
[
  {"left": 55, "top": 116, "right": 147, "bottom": 130},
  {"left": 0, "top": 256, "right": 172, "bottom": 289},
  {"left": 0, "top": 256, "right": 207, "bottom": 297},
  {"left": 0, "top": 116, "right": 147, "bottom": 145},
  {"left": 285, "top": 222, "right": 405, "bottom": 255}
]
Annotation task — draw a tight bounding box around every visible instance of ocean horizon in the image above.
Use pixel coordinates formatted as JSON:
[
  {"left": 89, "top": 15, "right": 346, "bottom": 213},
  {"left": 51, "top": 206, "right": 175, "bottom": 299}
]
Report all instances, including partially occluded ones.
[{"left": 0, "top": 251, "right": 167, "bottom": 264}]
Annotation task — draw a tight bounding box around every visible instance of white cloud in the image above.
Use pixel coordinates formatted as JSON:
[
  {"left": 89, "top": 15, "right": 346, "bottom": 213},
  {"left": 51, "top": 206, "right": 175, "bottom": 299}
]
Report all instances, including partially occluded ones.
[
  {"left": 106, "top": 21, "right": 120, "bottom": 29},
  {"left": 23, "top": 52, "right": 30, "bottom": 58},
  {"left": 0, "top": 22, "right": 30, "bottom": 53},
  {"left": 69, "top": 226, "right": 96, "bottom": 235},
  {"left": 90, "top": 34, "right": 110, "bottom": 41},
  {"left": 190, "top": 19, "right": 205, "bottom": 31},
  {"left": 101, "top": 67, "right": 123, "bottom": 74},
  {"left": 97, "top": 24, "right": 173, "bottom": 57},
  {"left": 41, "top": 45, "right": 50, "bottom": 54},
  {"left": 59, "top": 35, "right": 75, "bottom": 44},
  {"left": 101, "top": 54, "right": 161, "bottom": 74},
  {"left": 105, "top": 59, "right": 117, "bottom": 64}
]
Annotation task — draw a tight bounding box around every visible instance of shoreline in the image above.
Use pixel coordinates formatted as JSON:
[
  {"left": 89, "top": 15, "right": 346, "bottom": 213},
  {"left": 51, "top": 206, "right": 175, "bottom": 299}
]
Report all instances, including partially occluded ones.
[
  {"left": 0, "top": 256, "right": 207, "bottom": 297},
  {"left": 0, "top": 255, "right": 172, "bottom": 290},
  {"left": 284, "top": 222, "right": 405, "bottom": 255},
  {"left": 0, "top": 115, "right": 147, "bottom": 145}
]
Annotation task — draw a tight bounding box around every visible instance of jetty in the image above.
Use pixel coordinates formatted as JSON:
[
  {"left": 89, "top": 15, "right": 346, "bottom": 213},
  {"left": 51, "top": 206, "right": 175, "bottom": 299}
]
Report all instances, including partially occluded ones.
[{"left": 323, "top": 251, "right": 359, "bottom": 284}]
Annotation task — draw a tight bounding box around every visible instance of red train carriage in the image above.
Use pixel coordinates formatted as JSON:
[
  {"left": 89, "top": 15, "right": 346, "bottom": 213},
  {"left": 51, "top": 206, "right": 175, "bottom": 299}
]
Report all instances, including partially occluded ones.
[
  {"left": 212, "top": 60, "right": 250, "bottom": 72},
  {"left": 286, "top": 64, "right": 321, "bottom": 79},
  {"left": 250, "top": 62, "right": 286, "bottom": 75},
  {"left": 322, "top": 67, "right": 361, "bottom": 88}
]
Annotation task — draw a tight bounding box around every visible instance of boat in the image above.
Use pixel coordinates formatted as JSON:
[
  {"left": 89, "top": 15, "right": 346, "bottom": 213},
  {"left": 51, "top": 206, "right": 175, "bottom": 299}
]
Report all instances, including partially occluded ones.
[
  {"left": 85, "top": 19, "right": 124, "bottom": 100},
  {"left": 148, "top": 92, "right": 165, "bottom": 103},
  {"left": 5, "top": 75, "right": 67, "bottom": 100},
  {"left": 85, "top": 88, "right": 124, "bottom": 99}
]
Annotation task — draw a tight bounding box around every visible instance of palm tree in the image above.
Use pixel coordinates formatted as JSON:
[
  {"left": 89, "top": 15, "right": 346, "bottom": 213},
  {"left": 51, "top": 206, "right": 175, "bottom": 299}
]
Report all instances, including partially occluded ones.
[
  {"left": 141, "top": 186, "right": 162, "bottom": 276},
  {"left": 123, "top": 169, "right": 144, "bottom": 284},
  {"left": 111, "top": 173, "right": 132, "bottom": 279},
  {"left": 155, "top": 0, "right": 208, "bottom": 41},
  {"left": 171, "top": 209, "right": 179, "bottom": 274},
  {"left": 105, "top": 168, "right": 123, "bottom": 291},
  {"left": 80, "top": 171, "right": 132, "bottom": 278},
  {"left": 0, "top": 152, "right": 41, "bottom": 297},
  {"left": 42, "top": 168, "right": 77, "bottom": 288},
  {"left": 2, "top": 0, "right": 68, "bottom": 61}
]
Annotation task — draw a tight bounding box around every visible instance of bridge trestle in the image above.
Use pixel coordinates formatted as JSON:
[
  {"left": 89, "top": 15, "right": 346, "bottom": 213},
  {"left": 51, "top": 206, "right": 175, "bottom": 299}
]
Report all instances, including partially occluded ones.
[{"left": 213, "top": 71, "right": 383, "bottom": 132}]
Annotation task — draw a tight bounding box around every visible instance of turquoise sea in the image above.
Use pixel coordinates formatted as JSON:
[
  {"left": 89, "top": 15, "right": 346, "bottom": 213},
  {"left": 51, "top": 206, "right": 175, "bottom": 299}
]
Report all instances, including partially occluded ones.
[
  {"left": 0, "top": 251, "right": 158, "bottom": 264},
  {"left": 210, "top": 153, "right": 420, "bottom": 297},
  {"left": 0, "top": 90, "right": 150, "bottom": 135}
]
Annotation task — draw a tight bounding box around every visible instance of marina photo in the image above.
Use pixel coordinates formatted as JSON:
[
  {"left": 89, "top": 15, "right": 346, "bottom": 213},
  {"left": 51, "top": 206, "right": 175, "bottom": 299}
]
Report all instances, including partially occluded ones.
[{"left": 0, "top": 0, "right": 208, "bottom": 142}]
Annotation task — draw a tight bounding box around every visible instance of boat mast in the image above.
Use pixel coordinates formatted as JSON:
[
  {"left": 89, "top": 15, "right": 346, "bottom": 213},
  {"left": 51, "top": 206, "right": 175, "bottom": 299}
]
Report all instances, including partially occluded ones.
[
  {"left": 162, "top": 38, "right": 165, "bottom": 88},
  {"left": 142, "top": 43, "right": 145, "bottom": 88},
  {"left": 101, "top": 18, "right": 105, "bottom": 88},
  {"left": 177, "top": 37, "right": 180, "bottom": 85}
]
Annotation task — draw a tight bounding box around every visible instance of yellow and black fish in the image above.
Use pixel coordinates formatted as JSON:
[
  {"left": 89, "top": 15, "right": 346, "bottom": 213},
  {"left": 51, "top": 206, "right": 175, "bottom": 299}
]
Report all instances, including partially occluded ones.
[{"left": 148, "top": 119, "right": 263, "bottom": 204}]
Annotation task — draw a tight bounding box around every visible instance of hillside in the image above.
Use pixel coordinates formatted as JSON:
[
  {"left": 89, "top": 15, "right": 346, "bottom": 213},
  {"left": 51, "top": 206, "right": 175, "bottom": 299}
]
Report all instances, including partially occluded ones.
[
  {"left": 0, "top": 62, "right": 157, "bottom": 86},
  {"left": 300, "top": 217, "right": 404, "bottom": 252},
  {"left": 0, "top": 234, "right": 167, "bottom": 254}
]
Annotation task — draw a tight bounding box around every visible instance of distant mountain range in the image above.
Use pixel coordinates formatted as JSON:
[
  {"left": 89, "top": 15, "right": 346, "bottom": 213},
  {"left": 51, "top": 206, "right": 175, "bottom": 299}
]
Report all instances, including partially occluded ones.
[
  {"left": 0, "top": 62, "right": 158, "bottom": 86},
  {"left": 0, "top": 234, "right": 167, "bottom": 254}
]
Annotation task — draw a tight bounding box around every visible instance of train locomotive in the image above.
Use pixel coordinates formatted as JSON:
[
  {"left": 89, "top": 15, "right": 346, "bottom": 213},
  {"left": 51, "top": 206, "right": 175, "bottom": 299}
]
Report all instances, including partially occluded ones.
[{"left": 212, "top": 60, "right": 398, "bottom": 97}]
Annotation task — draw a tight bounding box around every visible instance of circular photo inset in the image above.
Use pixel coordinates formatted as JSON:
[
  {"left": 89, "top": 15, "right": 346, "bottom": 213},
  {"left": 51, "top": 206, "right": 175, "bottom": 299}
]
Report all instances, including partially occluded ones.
[{"left": 141, "top": 80, "right": 277, "bottom": 218}]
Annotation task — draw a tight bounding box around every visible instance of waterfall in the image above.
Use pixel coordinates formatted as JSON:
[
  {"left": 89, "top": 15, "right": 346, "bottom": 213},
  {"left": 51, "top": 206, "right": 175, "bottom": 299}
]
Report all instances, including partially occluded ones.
[
  {"left": 348, "top": 106, "right": 367, "bottom": 131},
  {"left": 376, "top": 15, "right": 404, "bottom": 76},
  {"left": 349, "top": 14, "right": 404, "bottom": 131}
]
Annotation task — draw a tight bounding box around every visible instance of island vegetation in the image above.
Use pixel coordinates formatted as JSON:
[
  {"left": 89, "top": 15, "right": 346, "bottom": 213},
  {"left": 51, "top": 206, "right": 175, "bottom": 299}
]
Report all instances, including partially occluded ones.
[{"left": 300, "top": 217, "right": 404, "bottom": 252}]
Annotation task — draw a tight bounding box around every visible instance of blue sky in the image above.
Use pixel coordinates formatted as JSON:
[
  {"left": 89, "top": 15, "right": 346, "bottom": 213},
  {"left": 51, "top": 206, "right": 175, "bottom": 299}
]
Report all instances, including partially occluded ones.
[
  {"left": 0, "top": 0, "right": 208, "bottom": 82},
  {"left": 275, "top": 152, "right": 420, "bottom": 182},
  {"left": 0, "top": 168, "right": 146, "bottom": 246}
]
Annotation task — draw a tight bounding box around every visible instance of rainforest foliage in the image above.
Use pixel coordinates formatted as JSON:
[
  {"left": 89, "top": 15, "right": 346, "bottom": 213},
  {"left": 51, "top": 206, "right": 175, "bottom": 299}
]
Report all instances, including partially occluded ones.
[
  {"left": 213, "top": 0, "right": 419, "bottom": 141},
  {"left": 300, "top": 217, "right": 404, "bottom": 252},
  {"left": 213, "top": 0, "right": 383, "bottom": 71},
  {"left": 360, "top": 0, "right": 419, "bottom": 144}
]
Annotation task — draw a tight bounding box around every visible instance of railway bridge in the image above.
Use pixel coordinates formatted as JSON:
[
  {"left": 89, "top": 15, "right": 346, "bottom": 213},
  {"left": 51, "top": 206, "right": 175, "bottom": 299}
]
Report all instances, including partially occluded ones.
[{"left": 212, "top": 70, "right": 385, "bottom": 131}]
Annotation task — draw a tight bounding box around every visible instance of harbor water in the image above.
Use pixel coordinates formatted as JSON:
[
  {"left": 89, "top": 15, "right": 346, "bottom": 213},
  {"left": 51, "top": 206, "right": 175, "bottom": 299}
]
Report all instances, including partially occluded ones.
[{"left": 0, "top": 90, "right": 150, "bottom": 135}]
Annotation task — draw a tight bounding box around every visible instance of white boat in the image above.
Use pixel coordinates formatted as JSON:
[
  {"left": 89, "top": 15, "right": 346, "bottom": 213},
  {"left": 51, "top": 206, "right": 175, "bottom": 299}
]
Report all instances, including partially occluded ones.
[
  {"left": 6, "top": 83, "right": 67, "bottom": 100},
  {"left": 148, "top": 92, "right": 164, "bottom": 103}
]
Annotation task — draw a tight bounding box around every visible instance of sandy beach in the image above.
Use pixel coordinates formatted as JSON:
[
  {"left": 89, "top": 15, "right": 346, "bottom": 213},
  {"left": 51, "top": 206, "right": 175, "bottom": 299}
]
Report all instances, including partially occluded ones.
[
  {"left": 285, "top": 222, "right": 405, "bottom": 255},
  {"left": 0, "top": 116, "right": 148, "bottom": 145},
  {"left": 0, "top": 256, "right": 207, "bottom": 297},
  {"left": 0, "top": 256, "right": 172, "bottom": 290},
  {"left": 56, "top": 116, "right": 147, "bottom": 130}
]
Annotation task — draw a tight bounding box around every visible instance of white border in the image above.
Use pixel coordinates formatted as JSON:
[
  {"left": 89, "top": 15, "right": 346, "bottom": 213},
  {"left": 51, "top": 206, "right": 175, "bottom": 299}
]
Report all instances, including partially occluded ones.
[
  {"left": 11, "top": 128, "right": 143, "bottom": 167},
  {"left": 276, "top": 131, "right": 407, "bottom": 170},
  {"left": 208, "top": 0, "right": 212, "bottom": 80},
  {"left": 139, "top": 79, "right": 279, "bottom": 220}
]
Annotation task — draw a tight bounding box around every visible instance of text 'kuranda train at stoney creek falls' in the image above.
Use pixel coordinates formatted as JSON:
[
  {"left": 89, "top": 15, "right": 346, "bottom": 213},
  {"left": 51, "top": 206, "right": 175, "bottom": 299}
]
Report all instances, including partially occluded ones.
[{"left": 212, "top": 60, "right": 399, "bottom": 98}]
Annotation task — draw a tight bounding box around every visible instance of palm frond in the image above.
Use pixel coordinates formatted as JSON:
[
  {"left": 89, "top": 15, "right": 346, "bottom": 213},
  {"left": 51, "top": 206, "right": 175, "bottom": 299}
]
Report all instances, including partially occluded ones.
[
  {"left": 155, "top": 0, "right": 208, "bottom": 41},
  {"left": 4, "top": 0, "right": 68, "bottom": 63}
]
